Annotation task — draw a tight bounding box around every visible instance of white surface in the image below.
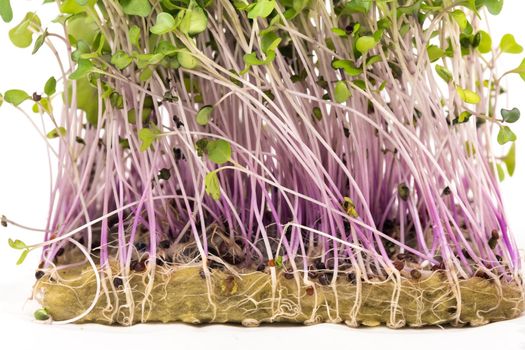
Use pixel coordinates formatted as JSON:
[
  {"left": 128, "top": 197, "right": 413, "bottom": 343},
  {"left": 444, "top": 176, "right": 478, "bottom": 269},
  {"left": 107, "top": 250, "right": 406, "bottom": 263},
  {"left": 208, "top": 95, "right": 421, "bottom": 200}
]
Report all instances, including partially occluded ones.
[{"left": 0, "top": 1, "right": 525, "bottom": 349}]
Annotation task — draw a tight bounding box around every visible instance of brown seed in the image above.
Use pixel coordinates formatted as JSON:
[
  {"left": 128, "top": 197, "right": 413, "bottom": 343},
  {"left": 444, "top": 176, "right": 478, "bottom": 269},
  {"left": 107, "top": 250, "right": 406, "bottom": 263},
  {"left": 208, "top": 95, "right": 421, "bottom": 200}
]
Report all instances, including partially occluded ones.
[
  {"left": 199, "top": 269, "right": 206, "bottom": 279},
  {"left": 318, "top": 273, "right": 331, "bottom": 286},
  {"left": 35, "top": 270, "right": 45, "bottom": 280},
  {"left": 396, "top": 253, "right": 407, "bottom": 260},
  {"left": 113, "top": 277, "right": 123, "bottom": 288},
  {"left": 491, "top": 229, "right": 500, "bottom": 240},
  {"left": 133, "top": 260, "right": 146, "bottom": 272},
  {"left": 393, "top": 260, "right": 405, "bottom": 271},
  {"left": 347, "top": 272, "right": 356, "bottom": 283},
  {"left": 159, "top": 240, "right": 171, "bottom": 249},
  {"left": 306, "top": 286, "right": 314, "bottom": 296},
  {"left": 267, "top": 259, "right": 275, "bottom": 267},
  {"left": 315, "top": 260, "right": 326, "bottom": 270},
  {"left": 410, "top": 269, "right": 421, "bottom": 280}
]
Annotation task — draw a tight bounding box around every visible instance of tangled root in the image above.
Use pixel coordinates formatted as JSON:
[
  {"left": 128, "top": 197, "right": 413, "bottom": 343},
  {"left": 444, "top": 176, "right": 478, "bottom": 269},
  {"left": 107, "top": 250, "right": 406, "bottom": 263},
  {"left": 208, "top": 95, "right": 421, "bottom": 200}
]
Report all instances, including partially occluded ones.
[{"left": 34, "top": 263, "right": 524, "bottom": 327}]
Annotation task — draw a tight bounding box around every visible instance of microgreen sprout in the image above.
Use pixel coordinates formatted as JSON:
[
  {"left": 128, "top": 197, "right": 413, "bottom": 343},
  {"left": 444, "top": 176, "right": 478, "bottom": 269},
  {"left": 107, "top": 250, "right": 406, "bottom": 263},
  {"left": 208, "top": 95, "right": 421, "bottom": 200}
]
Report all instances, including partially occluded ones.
[{"left": 1, "top": 0, "right": 523, "bottom": 328}]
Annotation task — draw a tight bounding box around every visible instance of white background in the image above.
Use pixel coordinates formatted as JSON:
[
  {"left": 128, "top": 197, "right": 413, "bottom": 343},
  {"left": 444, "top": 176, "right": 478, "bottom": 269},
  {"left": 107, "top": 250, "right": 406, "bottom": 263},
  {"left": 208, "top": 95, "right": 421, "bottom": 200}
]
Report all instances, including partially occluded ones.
[{"left": 0, "top": 1, "right": 524, "bottom": 349}]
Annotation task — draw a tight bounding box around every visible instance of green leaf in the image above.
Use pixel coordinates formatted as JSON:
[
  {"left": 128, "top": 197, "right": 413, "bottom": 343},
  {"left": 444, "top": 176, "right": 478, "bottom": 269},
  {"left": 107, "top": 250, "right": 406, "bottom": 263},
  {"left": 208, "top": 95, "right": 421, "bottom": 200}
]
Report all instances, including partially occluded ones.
[
  {"left": 0, "top": 93, "right": 3, "bottom": 107},
  {"left": 177, "top": 49, "right": 198, "bottom": 69},
  {"left": 500, "top": 34, "right": 523, "bottom": 54},
  {"left": 16, "top": 249, "right": 29, "bottom": 265},
  {"left": 67, "top": 78, "right": 99, "bottom": 125},
  {"left": 59, "top": 0, "right": 96, "bottom": 14},
  {"left": 344, "top": 0, "right": 371, "bottom": 13},
  {"left": 496, "top": 162, "right": 505, "bottom": 181},
  {"left": 331, "top": 28, "right": 347, "bottom": 37},
  {"left": 510, "top": 58, "right": 525, "bottom": 81},
  {"left": 427, "top": 45, "right": 444, "bottom": 62},
  {"left": 435, "top": 65, "right": 453, "bottom": 83},
  {"left": 456, "top": 86, "right": 480, "bottom": 104},
  {"left": 207, "top": 139, "right": 231, "bottom": 164},
  {"left": 8, "top": 238, "right": 27, "bottom": 250},
  {"left": 196, "top": 105, "right": 213, "bottom": 126},
  {"left": 475, "top": 30, "right": 492, "bottom": 53},
  {"left": 44, "top": 76, "right": 56, "bottom": 96},
  {"left": 331, "top": 59, "right": 362, "bottom": 76},
  {"left": 46, "top": 127, "right": 66, "bottom": 139},
  {"left": 261, "top": 32, "right": 281, "bottom": 55},
  {"left": 34, "top": 308, "right": 50, "bottom": 321},
  {"left": 501, "top": 107, "right": 520, "bottom": 123},
  {"left": 334, "top": 81, "right": 351, "bottom": 103},
  {"left": 247, "top": 0, "right": 275, "bottom": 19},
  {"left": 476, "top": 0, "right": 504, "bottom": 15},
  {"left": 243, "top": 51, "right": 275, "bottom": 66},
  {"left": 451, "top": 10, "right": 468, "bottom": 31},
  {"left": 32, "top": 30, "right": 47, "bottom": 55},
  {"left": 179, "top": 2, "right": 208, "bottom": 35},
  {"left": 205, "top": 171, "right": 221, "bottom": 200},
  {"left": 503, "top": 142, "right": 516, "bottom": 176},
  {"left": 9, "top": 12, "right": 41, "bottom": 48},
  {"left": 138, "top": 127, "right": 161, "bottom": 151},
  {"left": 275, "top": 255, "right": 283, "bottom": 267},
  {"left": 119, "top": 0, "right": 152, "bottom": 17},
  {"left": 70, "top": 59, "right": 93, "bottom": 79},
  {"left": 111, "top": 50, "right": 133, "bottom": 70},
  {"left": 4, "top": 89, "right": 30, "bottom": 106},
  {"left": 356, "top": 36, "right": 376, "bottom": 54},
  {"left": 129, "top": 25, "right": 141, "bottom": 47},
  {"left": 497, "top": 125, "right": 517, "bottom": 145},
  {"left": 150, "top": 12, "right": 176, "bottom": 35},
  {"left": 0, "top": 0, "right": 13, "bottom": 23}
]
